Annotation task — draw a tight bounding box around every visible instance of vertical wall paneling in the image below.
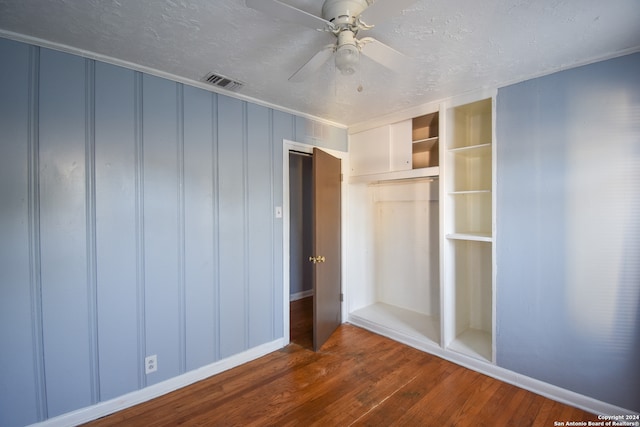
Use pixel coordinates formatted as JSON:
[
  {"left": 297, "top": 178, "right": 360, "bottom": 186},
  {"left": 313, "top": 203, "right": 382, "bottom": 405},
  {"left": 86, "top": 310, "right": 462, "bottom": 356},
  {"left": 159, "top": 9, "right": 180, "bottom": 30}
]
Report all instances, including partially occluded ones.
[
  {"left": 84, "top": 58, "right": 100, "bottom": 405},
  {"left": 0, "top": 36, "right": 351, "bottom": 424},
  {"left": 183, "top": 85, "right": 216, "bottom": 370},
  {"left": 271, "top": 110, "right": 295, "bottom": 339},
  {"left": 268, "top": 109, "right": 275, "bottom": 341},
  {"left": 142, "top": 74, "right": 181, "bottom": 384},
  {"left": 28, "top": 43, "right": 47, "bottom": 424},
  {"left": 0, "top": 38, "right": 40, "bottom": 426},
  {"left": 134, "top": 71, "right": 147, "bottom": 389},
  {"left": 94, "top": 62, "right": 140, "bottom": 400},
  {"left": 177, "top": 84, "right": 187, "bottom": 375},
  {"left": 38, "top": 48, "right": 92, "bottom": 417},
  {"left": 217, "top": 95, "right": 248, "bottom": 357},
  {"left": 294, "top": 116, "right": 348, "bottom": 152},
  {"left": 247, "top": 103, "right": 274, "bottom": 347},
  {"left": 243, "top": 102, "right": 250, "bottom": 350},
  {"left": 212, "top": 93, "right": 221, "bottom": 362}
]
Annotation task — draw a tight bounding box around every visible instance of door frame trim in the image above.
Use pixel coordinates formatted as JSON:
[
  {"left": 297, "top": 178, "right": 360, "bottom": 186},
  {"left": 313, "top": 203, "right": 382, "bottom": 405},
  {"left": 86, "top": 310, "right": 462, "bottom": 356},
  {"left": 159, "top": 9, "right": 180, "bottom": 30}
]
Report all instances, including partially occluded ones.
[{"left": 282, "top": 139, "right": 349, "bottom": 346}]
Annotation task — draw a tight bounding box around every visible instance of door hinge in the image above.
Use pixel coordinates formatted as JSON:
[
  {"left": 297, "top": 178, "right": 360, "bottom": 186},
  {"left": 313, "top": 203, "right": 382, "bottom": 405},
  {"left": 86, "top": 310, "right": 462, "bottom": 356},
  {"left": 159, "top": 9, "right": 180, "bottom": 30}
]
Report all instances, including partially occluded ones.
[
  {"left": 340, "top": 293, "right": 344, "bottom": 302},
  {"left": 340, "top": 173, "right": 343, "bottom": 182}
]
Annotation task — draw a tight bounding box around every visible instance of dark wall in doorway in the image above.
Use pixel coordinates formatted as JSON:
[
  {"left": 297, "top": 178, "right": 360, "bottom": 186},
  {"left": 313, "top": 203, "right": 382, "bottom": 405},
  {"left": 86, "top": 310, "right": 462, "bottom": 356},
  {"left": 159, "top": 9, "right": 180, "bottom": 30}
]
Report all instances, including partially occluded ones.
[{"left": 289, "top": 153, "right": 313, "bottom": 298}]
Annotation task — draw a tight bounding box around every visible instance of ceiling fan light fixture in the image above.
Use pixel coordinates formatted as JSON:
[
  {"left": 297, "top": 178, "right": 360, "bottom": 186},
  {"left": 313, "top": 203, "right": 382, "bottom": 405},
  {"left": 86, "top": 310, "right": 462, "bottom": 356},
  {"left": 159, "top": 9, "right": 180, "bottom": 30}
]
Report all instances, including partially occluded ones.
[
  {"left": 335, "top": 43, "right": 359, "bottom": 75},
  {"left": 335, "top": 30, "right": 359, "bottom": 75}
]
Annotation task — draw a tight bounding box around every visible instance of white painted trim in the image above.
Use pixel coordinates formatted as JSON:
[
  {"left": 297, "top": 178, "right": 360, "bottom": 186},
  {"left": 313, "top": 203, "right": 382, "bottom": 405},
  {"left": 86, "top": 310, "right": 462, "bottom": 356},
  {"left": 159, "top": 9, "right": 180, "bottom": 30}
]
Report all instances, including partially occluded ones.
[
  {"left": 290, "top": 289, "right": 314, "bottom": 301},
  {"left": 27, "top": 339, "right": 284, "bottom": 427},
  {"left": 348, "top": 316, "right": 638, "bottom": 417},
  {"left": 0, "top": 30, "right": 348, "bottom": 130},
  {"left": 282, "top": 140, "right": 350, "bottom": 347}
]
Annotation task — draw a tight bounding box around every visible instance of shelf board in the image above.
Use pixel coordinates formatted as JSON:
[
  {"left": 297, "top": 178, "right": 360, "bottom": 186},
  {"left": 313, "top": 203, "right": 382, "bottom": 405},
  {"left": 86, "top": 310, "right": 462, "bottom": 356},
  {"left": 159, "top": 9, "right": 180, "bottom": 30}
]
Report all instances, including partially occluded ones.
[
  {"left": 349, "top": 166, "right": 439, "bottom": 184},
  {"left": 413, "top": 136, "right": 438, "bottom": 150},
  {"left": 448, "top": 143, "right": 491, "bottom": 157},
  {"left": 447, "top": 328, "right": 492, "bottom": 362},
  {"left": 413, "top": 142, "right": 437, "bottom": 154},
  {"left": 446, "top": 232, "right": 492, "bottom": 242},
  {"left": 449, "top": 190, "right": 491, "bottom": 195},
  {"left": 350, "top": 302, "right": 440, "bottom": 345}
]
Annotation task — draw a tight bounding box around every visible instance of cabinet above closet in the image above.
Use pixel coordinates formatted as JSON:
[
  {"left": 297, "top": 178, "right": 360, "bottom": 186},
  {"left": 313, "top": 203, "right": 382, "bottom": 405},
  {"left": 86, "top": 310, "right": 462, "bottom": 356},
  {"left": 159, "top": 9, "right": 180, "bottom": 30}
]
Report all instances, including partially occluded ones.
[{"left": 349, "top": 112, "right": 439, "bottom": 183}]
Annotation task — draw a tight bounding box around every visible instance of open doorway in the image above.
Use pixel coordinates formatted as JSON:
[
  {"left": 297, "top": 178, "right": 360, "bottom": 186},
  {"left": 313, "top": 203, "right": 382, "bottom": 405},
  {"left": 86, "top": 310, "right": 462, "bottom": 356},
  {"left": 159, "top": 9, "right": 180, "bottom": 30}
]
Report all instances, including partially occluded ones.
[
  {"left": 289, "top": 151, "right": 314, "bottom": 349},
  {"left": 283, "top": 140, "right": 344, "bottom": 352}
]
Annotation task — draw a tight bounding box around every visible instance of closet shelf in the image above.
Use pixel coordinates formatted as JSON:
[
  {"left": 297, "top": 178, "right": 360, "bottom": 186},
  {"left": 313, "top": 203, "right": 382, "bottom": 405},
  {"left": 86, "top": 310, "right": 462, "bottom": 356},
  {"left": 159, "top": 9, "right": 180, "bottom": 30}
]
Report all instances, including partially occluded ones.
[
  {"left": 446, "top": 232, "right": 492, "bottom": 242},
  {"left": 449, "top": 190, "right": 491, "bottom": 195},
  {"left": 349, "top": 166, "right": 439, "bottom": 184},
  {"left": 413, "top": 136, "right": 439, "bottom": 150}
]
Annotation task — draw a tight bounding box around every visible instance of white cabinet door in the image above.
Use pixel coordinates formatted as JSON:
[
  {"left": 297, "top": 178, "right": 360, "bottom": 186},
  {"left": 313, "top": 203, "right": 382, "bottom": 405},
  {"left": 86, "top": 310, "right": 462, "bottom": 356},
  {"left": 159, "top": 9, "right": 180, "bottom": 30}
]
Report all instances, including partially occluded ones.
[
  {"left": 390, "top": 120, "right": 412, "bottom": 172},
  {"left": 350, "top": 120, "right": 411, "bottom": 176},
  {"left": 350, "top": 125, "right": 391, "bottom": 176}
]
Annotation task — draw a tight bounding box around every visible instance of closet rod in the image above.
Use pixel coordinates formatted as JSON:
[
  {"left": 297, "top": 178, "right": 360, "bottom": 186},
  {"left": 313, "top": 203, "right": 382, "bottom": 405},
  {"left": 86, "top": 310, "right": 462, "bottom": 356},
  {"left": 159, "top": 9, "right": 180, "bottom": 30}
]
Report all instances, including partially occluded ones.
[{"left": 368, "top": 176, "right": 438, "bottom": 186}]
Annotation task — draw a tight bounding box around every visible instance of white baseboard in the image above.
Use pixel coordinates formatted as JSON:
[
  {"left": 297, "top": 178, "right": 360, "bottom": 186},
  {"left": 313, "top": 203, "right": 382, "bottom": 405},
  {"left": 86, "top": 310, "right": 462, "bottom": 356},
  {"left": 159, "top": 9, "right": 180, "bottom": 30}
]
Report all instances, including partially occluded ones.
[
  {"left": 29, "top": 338, "right": 285, "bottom": 427},
  {"left": 347, "top": 315, "right": 638, "bottom": 417},
  {"left": 290, "top": 289, "right": 313, "bottom": 301}
]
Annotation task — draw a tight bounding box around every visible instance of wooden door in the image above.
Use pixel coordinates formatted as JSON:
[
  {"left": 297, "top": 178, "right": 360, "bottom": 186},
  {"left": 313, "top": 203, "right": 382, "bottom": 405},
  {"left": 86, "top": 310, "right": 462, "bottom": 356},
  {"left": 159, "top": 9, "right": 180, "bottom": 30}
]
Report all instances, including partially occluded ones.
[{"left": 311, "top": 148, "right": 342, "bottom": 351}]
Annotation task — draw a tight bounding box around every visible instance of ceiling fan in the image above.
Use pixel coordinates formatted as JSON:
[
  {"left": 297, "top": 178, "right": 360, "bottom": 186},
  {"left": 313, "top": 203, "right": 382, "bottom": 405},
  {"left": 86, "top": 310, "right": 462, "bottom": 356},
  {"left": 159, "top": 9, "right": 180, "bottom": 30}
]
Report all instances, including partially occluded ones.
[{"left": 246, "top": 0, "right": 417, "bottom": 82}]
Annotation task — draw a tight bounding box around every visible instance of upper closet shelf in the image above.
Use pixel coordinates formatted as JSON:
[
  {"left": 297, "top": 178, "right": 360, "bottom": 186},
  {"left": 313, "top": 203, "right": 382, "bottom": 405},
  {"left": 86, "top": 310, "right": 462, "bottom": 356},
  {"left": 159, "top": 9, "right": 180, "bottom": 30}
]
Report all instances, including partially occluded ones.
[
  {"left": 449, "top": 190, "right": 491, "bottom": 195},
  {"left": 349, "top": 166, "right": 439, "bottom": 184},
  {"left": 413, "top": 136, "right": 439, "bottom": 147},
  {"left": 446, "top": 232, "right": 492, "bottom": 242}
]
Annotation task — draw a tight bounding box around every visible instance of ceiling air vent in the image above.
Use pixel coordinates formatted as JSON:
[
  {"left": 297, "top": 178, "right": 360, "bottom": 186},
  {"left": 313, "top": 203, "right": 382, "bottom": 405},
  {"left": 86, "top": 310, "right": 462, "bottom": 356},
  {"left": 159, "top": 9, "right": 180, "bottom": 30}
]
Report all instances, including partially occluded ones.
[{"left": 201, "top": 72, "right": 244, "bottom": 91}]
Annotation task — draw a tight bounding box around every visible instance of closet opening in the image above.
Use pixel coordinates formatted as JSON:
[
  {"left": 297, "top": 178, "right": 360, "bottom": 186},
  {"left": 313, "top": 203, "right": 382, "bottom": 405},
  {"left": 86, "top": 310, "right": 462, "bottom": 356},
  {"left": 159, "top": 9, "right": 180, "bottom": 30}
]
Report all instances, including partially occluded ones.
[{"left": 349, "top": 176, "right": 441, "bottom": 346}]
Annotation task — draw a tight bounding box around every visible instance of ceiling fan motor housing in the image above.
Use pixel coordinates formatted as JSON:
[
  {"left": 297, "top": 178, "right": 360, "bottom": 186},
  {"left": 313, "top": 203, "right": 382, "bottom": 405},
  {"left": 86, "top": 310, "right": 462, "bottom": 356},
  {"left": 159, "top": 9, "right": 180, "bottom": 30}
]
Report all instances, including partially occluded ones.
[{"left": 321, "top": 0, "right": 368, "bottom": 27}]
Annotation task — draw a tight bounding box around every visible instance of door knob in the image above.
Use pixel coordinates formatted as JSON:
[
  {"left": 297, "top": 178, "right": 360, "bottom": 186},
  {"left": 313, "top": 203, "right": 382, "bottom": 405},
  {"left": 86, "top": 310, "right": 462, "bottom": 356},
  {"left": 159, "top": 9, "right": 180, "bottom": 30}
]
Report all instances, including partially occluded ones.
[{"left": 308, "top": 255, "right": 326, "bottom": 264}]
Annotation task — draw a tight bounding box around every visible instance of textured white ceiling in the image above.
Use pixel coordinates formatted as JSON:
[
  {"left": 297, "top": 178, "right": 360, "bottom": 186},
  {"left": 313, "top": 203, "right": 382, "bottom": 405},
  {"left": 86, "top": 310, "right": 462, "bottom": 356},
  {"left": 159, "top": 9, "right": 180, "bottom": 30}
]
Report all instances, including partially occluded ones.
[{"left": 0, "top": 0, "right": 638, "bottom": 127}]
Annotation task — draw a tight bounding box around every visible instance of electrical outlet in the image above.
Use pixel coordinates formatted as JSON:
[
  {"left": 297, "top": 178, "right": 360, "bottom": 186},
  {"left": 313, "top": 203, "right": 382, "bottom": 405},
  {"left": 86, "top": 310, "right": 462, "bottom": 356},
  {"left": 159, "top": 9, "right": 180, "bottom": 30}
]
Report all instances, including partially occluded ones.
[{"left": 145, "top": 355, "right": 157, "bottom": 374}]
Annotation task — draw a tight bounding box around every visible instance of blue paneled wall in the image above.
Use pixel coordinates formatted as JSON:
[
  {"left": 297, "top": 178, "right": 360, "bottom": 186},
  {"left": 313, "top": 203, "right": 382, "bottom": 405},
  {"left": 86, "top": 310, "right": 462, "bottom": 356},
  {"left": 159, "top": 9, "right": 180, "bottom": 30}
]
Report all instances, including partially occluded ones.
[
  {"left": 496, "top": 52, "right": 640, "bottom": 412},
  {"left": 0, "top": 37, "right": 347, "bottom": 426}
]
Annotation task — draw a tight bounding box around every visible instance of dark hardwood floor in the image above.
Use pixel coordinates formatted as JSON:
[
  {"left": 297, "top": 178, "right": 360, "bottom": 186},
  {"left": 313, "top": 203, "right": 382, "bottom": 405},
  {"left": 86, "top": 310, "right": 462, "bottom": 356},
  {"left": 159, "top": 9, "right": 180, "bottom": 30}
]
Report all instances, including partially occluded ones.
[
  {"left": 84, "top": 322, "right": 598, "bottom": 426},
  {"left": 290, "top": 296, "right": 313, "bottom": 350}
]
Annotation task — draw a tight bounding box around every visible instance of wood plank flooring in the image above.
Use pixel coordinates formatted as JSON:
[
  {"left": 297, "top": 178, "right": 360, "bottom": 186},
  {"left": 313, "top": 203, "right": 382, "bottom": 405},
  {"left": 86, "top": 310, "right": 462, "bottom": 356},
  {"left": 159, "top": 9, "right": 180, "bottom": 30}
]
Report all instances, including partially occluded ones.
[
  {"left": 290, "top": 296, "right": 313, "bottom": 350},
  {"left": 84, "top": 324, "right": 598, "bottom": 427}
]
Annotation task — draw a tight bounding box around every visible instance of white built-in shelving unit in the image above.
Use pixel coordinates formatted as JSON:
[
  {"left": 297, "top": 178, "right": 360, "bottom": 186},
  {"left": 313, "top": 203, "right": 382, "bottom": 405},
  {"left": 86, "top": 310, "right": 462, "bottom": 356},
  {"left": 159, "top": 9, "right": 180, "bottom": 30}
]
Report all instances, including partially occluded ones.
[
  {"left": 443, "top": 97, "right": 495, "bottom": 362},
  {"left": 347, "top": 92, "right": 496, "bottom": 364}
]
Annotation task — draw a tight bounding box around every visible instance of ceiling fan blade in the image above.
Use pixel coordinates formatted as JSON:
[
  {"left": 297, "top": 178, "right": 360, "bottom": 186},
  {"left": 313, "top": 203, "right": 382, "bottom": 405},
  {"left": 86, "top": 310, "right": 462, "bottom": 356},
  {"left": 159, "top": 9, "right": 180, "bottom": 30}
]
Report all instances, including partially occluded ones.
[
  {"left": 246, "top": 0, "right": 331, "bottom": 30},
  {"left": 289, "top": 44, "right": 335, "bottom": 82},
  {"left": 358, "top": 0, "right": 418, "bottom": 27},
  {"left": 359, "top": 37, "right": 409, "bottom": 73}
]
